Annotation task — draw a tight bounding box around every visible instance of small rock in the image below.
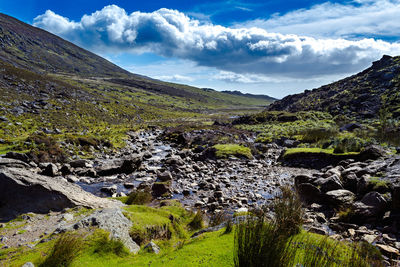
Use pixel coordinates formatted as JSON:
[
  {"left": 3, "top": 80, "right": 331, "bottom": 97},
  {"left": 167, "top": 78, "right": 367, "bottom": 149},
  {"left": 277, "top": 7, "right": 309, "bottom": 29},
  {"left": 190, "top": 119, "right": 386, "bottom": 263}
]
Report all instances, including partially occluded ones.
[
  {"left": 41, "top": 163, "right": 58, "bottom": 177},
  {"left": 157, "top": 171, "right": 172, "bottom": 182},
  {"left": 22, "top": 262, "right": 35, "bottom": 267},
  {"left": 376, "top": 244, "right": 400, "bottom": 258},
  {"left": 308, "top": 227, "right": 328, "bottom": 236},
  {"left": 144, "top": 241, "right": 160, "bottom": 254},
  {"left": 100, "top": 185, "right": 117, "bottom": 195},
  {"left": 63, "top": 214, "right": 74, "bottom": 221},
  {"left": 362, "top": 234, "right": 377, "bottom": 244}
]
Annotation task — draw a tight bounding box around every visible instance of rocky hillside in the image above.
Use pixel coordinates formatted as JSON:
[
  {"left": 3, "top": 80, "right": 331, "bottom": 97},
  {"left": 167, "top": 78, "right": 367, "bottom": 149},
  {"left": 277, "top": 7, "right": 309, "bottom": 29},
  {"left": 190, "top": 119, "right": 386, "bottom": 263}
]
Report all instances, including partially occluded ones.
[{"left": 268, "top": 55, "right": 400, "bottom": 119}]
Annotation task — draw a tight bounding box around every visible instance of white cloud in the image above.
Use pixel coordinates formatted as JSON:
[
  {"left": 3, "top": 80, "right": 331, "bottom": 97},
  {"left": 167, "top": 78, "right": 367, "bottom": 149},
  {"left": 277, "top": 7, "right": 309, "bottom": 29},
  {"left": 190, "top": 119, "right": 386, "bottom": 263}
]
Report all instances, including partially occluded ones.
[
  {"left": 238, "top": 0, "right": 400, "bottom": 40},
  {"left": 155, "top": 74, "right": 194, "bottom": 82},
  {"left": 33, "top": 4, "right": 400, "bottom": 79}
]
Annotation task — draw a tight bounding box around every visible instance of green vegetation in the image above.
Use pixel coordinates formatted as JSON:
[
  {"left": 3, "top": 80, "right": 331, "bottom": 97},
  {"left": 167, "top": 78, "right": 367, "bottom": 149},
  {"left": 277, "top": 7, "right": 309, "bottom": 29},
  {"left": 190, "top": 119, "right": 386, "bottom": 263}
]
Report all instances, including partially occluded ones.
[
  {"left": 213, "top": 144, "right": 253, "bottom": 159},
  {"left": 283, "top": 148, "right": 359, "bottom": 157},
  {"left": 368, "top": 177, "right": 390, "bottom": 192},
  {"left": 234, "top": 186, "right": 382, "bottom": 267},
  {"left": 40, "top": 232, "right": 84, "bottom": 267},
  {"left": 188, "top": 210, "right": 204, "bottom": 230},
  {"left": 91, "top": 230, "right": 129, "bottom": 257}
]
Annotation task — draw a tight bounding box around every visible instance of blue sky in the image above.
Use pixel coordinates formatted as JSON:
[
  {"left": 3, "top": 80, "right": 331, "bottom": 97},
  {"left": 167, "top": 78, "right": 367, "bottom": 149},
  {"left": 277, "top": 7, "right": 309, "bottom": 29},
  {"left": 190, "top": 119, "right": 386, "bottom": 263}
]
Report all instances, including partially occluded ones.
[{"left": 2, "top": 0, "right": 400, "bottom": 98}]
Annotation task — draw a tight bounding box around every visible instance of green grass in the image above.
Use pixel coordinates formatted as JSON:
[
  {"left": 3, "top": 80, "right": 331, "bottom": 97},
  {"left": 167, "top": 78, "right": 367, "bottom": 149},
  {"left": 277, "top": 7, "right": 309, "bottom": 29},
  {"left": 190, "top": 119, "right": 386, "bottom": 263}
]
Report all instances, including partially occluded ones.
[
  {"left": 213, "top": 144, "right": 253, "bottom": 159},
  {"left": 368, "top": 177, "right": 390, "bottom": 191},
  {"left": 283, "top": 147, "right": 360, "bottom": 157},
  {"left": 2, "top": 227, "right": 378, "bottom": 267}
]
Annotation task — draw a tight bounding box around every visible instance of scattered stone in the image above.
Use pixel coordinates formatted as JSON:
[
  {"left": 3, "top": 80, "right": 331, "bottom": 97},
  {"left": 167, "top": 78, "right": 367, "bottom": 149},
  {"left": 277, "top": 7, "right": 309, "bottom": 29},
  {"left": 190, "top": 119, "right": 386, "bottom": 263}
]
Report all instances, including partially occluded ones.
[{"left": 144, "top": 241, "right": 160, "bottom": 254}]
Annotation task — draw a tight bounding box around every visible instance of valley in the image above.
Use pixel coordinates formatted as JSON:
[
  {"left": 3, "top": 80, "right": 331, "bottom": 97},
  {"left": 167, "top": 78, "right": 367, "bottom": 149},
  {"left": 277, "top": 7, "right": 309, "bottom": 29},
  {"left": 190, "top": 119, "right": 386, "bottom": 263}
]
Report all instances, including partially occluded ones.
[{"left": 1, "top": 11, "right": 400, "bottom": 267}]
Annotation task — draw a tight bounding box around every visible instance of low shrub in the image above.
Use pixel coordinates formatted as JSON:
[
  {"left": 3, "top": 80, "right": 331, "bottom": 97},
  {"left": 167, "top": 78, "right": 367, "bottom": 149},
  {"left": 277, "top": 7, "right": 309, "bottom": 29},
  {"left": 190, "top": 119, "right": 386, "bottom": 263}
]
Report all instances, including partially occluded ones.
[
  {"left": 301, "top": 127, "right": 338, "bottom": 143},
  {"left": 40, "top": 232, "right": 83, "bottom": 267}
]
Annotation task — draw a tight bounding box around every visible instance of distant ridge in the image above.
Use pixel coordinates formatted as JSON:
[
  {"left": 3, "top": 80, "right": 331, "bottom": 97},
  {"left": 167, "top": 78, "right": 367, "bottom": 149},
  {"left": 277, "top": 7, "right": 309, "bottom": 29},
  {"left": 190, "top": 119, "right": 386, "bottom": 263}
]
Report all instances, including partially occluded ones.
[
  {"left": 268, "top": 55, "right": 400, "bottom": 119},
  {"left": 221, "top": 90, "right": 277, "bottom": 102}
]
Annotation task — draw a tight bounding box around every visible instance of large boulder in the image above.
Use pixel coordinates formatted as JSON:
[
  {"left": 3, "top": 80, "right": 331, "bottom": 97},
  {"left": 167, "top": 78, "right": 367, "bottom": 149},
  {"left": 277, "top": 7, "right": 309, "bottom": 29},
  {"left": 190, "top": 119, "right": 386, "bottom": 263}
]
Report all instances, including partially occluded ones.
[
  {"left": 95, "top": 154, "right": 142, "bottom": 176},
  {"left": 0, "top": 168, "right": 121, "bottom": 220},
  {"left": 62, "top": 208, "right": 140, "bottom": 253},
  {"left": 0, "top": 158, "right": 30, "bottom": 169},
  {"left": 358, "top": 145, "right": 388, "bottom": 161}
]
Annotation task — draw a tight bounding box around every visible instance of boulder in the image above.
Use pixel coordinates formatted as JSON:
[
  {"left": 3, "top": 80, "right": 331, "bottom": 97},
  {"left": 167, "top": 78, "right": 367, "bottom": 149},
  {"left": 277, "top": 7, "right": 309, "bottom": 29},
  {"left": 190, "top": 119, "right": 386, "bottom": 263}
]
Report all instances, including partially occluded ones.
[
  {"left": 41, "top": 163, "right": 58, "bottom": 177},
  {"left": 95, "top": 155, "right": 142, "bottom": 176},
  {"left": 66, "top": 208, "right": 140, "bottom": 253},
  {"left": 4, "top": 152, "right": 30, "bottom": 163},
  {"left": 325, "top": 189, "right": 355, "bottom": 206},
  {"left": 69, "top": 159, "right": 92, "bottom": 168},
  {"left": 297, "top": 183, "right": 321, "bottom": 204},
  {"left": 315, "top": 175, "right": 343, "bottom": 193},
  {"left": 0, "top": 168, "right": 121, "bottom": 220},
  {"left": 157, "top": 171, "right": 172, "bottom": 182},
  {"left": 358, "top": 145, "right": 388, "bottom": 161},
  {"left": 361, "top": 191, "right": 388, "bottom": 214},
  {"left": 0, "top": 158, "right": 30, "bottom": 169},
  {"left": 151, "top": 182, "right": 171, "bottom": 197}
]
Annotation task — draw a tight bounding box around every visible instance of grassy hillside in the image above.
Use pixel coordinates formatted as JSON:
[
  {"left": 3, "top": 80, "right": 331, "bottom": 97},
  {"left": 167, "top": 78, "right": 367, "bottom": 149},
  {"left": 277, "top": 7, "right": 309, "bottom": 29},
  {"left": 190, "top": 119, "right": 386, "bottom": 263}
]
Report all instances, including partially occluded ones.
[{"left": 0, "top": 13, "right": 275, "bottom": 156}]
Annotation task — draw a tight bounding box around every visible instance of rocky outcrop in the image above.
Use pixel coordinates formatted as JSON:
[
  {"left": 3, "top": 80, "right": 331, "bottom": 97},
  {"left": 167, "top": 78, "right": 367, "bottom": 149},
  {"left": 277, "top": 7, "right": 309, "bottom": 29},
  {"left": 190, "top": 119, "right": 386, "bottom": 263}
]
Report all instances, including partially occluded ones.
[
  {"left": 61, "top": 208, "right": 140, "bottom": 253},
  {"left": 0, "top": 167, "right": 121, "bottom": 220}
]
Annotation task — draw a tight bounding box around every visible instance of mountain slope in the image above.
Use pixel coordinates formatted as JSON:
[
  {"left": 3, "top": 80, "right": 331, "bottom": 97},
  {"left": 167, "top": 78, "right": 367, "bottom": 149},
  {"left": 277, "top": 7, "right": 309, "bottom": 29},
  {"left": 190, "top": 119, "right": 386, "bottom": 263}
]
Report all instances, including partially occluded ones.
[
  {"left": 268, "top": 55, "right": 400, "bottom": 119},
  {"left": 0, "top": 13, "right": 276, "bottom": 155},
  {"left": 0, "top": 13, "right": 274, "bottom": 105},
  {"left": 0, "top": 13, "right": 130, "bottom": 77}
]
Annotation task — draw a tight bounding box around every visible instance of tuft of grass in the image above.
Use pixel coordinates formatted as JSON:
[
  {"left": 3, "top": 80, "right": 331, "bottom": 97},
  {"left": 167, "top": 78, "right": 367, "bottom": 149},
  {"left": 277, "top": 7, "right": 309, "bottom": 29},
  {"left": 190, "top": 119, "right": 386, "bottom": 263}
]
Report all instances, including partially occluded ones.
[
  {"left": 213, "top": 144, "right": 252, "bottom": 159},
  {"left": 126, "top": 190, "right": 153, "bottom": 205},
  {"left": 188, "top": 210, "right": 204, "bottom": 230},
  {"left": 91, "top": 231, "right": 129, "bottom": 257},
  {"left": 40, "top": 232, "right": 83, "bottom": 267},
  {"left": 273, "top": 186, "right": 304, "bottom": 237},
  {"left": 224, "top": 219, "right": 233, "bottom": 234}
]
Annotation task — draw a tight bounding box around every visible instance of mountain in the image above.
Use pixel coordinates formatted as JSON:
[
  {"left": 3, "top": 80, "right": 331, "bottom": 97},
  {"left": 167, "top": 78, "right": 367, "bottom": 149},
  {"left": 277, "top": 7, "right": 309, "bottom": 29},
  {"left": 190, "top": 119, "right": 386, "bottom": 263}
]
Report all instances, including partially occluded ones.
[
  {"left": 268, "top": 55, "right": 400, "bottom": 119},
  {"left": 221, "top": 90, "right": 277, "bottom": 101},
  {"left": 0, "top": 13, "right": 276, "bottom": 152}
]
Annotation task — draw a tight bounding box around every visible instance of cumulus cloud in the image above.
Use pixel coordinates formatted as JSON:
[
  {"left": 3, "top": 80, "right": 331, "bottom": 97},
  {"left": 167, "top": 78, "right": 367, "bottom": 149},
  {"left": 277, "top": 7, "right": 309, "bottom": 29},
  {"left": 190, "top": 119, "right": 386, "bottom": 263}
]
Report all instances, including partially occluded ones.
[
  {"left": 33, "top": 5, "right": 400, "bottom": 78},
  {"left": 238, "top": 0, "right": 400, "bottom": 40}
]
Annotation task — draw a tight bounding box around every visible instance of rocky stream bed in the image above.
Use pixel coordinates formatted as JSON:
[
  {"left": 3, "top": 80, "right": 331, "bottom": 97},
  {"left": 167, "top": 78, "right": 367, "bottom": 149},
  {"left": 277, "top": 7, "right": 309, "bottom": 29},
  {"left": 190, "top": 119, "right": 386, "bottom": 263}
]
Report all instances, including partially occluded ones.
[{"left": 1, "top": 129, "right": 400, "bottom": 265}]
